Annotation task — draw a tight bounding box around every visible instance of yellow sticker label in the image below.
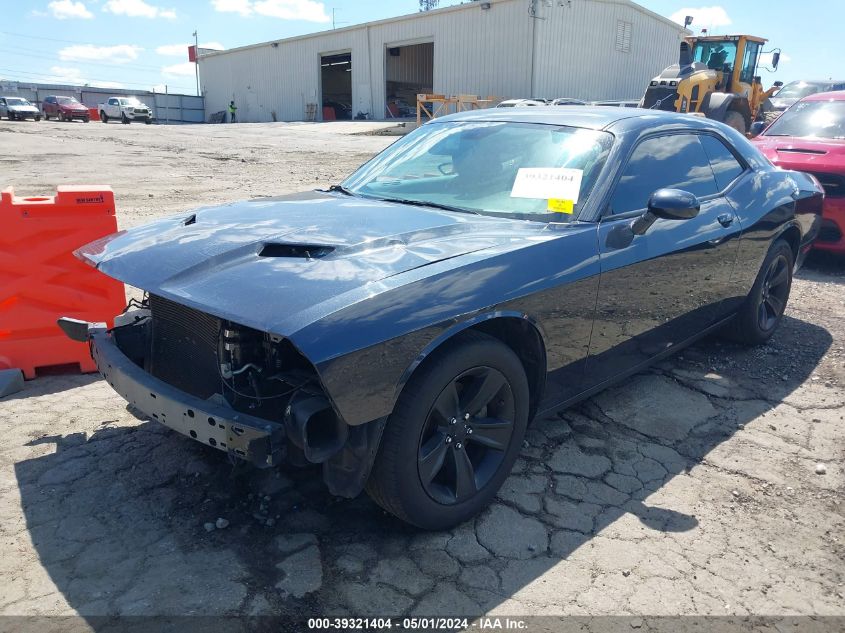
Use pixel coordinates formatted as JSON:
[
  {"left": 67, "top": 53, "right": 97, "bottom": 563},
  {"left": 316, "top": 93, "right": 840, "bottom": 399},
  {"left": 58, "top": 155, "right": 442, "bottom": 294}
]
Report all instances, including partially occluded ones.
[{"left": 547, "top": 199, "right": 574, "bottom": 214}]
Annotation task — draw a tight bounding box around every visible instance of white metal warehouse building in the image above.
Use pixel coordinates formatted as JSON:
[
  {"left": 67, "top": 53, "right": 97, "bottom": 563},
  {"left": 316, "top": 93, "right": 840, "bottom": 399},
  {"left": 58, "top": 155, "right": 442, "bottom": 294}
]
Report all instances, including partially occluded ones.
[{"left": 198, "top": 0, "right": 686, "bottom": 123}]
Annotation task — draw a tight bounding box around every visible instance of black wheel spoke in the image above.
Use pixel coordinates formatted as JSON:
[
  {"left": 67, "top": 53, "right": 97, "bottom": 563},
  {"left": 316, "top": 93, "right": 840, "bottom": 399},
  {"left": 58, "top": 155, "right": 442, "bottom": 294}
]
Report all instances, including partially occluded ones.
[
  {"left": 418, "top": 432, "right": 449, "bottom": 484},
  {"left": 432, "top": 382, "right": 459, "bottom": 424},
  {"left": 469, "top": 417, "right": 513, "bottom": 451},
  {"left": 758, "top": 301, "right": 769, "bottom": 329},
  {"left": 461, "top": 369, "right": 506, "bottom": 415},
  {"left": 769, "top": 262, "right": 788, "bottom": 288},
  {"left": 452, "top": 448, "right": 477, "bottom": 500},
  {"left": 766, "top": 292, "right": 784, "bottom": 316}
]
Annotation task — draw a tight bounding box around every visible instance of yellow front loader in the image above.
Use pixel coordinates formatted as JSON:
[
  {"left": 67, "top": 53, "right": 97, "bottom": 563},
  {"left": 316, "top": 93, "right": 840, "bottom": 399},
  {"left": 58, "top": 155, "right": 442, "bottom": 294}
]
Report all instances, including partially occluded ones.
[{"left": 641, "top": 34, "right": 782, "bottom": 134}]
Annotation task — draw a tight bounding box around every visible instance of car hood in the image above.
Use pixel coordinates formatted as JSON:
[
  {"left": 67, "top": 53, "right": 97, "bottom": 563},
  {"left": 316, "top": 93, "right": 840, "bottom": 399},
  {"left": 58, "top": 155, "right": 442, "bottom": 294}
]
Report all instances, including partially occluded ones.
[
  {"left": 79, "top": 191, "right": 554, "bottom": 335},
  {"left": 62, "top": 104, "right": 88, "bottom": 111},
  {"left": 753, "top": 135, "right": 845, "bottom": 171},
  {"left": 9, "top": 105, "right": 39, "bottom": 113}
]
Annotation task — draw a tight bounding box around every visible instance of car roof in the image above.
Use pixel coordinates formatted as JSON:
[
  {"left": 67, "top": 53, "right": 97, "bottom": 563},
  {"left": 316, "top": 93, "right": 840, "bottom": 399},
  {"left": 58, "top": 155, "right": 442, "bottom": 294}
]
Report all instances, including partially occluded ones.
[
  {"left": 432, "top": 106, "right": 712, "bottom": 131},
  {"left": 802, "top": 90, "right": 845, "bottom": 102}
]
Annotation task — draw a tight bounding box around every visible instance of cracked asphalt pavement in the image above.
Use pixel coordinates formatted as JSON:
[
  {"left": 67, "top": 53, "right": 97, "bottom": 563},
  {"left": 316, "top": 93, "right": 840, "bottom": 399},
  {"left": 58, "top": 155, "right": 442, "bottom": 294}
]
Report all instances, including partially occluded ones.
[{"left": 1, "top": 120, "right": 843, "bottom": 623}]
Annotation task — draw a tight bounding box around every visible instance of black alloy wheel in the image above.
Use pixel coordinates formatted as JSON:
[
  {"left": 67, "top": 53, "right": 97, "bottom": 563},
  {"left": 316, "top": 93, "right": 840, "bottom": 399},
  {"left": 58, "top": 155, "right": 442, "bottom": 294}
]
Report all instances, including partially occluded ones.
[
  {"left": 418, "top": 366, "right": 515, "bottom": 505},
  {"left": 366, "top": 331, "right": 529, "bottom": 530},
  {"left": 758, "top": 252, "right": 790, "bottom": 332},
  {"left": 723, "top": 238, "right": 793, "bottom": 345}
]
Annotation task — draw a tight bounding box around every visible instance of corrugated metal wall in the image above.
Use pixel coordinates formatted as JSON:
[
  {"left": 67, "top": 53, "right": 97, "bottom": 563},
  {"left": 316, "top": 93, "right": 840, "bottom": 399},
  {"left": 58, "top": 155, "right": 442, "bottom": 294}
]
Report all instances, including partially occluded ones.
[
  {"left": 532, "top": 0, "right": 685, "bottom": 100},
  {"left": 199, "top": 0, "right": 685, "bottom": 122}
]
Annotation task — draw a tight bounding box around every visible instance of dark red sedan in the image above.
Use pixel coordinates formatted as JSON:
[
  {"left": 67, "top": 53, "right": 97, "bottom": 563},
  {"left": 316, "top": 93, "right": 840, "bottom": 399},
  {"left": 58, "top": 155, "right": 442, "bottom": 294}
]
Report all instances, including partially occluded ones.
[{"left": 754, "top": 91, "right": 845, "bottom": 254}]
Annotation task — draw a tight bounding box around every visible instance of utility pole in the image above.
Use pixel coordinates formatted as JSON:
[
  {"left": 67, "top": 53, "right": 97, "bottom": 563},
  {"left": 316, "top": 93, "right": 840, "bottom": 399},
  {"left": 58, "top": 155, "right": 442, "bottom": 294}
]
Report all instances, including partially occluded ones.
[{"left": 193, "top": 30, "right": 200, "bottom": 96}]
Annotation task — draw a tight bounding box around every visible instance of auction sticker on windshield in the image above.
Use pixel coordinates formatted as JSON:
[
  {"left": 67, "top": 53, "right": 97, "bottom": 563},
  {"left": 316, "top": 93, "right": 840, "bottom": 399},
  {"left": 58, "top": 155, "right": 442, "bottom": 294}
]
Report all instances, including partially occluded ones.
[{"left": 510, "top": 168, "right": 583, "bottom": 201}]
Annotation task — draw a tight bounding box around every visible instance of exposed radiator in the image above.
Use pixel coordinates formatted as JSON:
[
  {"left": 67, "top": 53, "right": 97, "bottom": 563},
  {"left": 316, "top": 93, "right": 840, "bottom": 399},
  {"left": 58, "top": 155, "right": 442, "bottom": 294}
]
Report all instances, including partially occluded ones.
[{"left": 149, "top": 294, "right": 221, "bottom": 399}]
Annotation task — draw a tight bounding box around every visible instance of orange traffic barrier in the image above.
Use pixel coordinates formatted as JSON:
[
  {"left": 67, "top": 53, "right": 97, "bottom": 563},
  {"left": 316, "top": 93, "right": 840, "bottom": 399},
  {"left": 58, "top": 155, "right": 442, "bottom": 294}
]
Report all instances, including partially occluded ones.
[
  {"left": 0, "top": 186, "right": 125, "bottom": 378},
  {"left": 88, "top": 107, "right": 100, "bottom": 121}
]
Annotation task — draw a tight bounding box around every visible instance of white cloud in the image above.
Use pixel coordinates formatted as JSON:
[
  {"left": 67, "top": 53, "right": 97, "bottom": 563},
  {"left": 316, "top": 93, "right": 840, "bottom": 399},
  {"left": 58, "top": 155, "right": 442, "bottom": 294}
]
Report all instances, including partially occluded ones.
[
  {"left": 156, "top": 41, "right": 223, "bottom": 56},
  {"left": 669, "top": 6, "right": 731, "bottom": 30},
  {"left": 211, "top": 0, "right": 252, "bottom": 16},
  {"left": 212, "top": 0, "right": 330, "bottom": 22},
  {"left": 43, "top": 65, "right": 125, "bottom": 88},
  {"left": 58, "top": 44, "right": 144, "bottom": 64},
  {"left": 103, "top": 0, "right": 176, "bottom": 19},
  {"left": 162, "top": 61, "right": 196, "bottom": 76},
  {"left": 47, "top": 0, "right": 94, "bottom": 19}
]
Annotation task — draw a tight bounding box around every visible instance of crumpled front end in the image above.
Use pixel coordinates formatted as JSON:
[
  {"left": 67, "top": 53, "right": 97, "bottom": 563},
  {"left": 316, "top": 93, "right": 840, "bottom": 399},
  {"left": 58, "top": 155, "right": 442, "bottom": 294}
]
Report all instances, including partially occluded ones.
[{"left": 70, "top": 292, "right": 383, "bottom": 497}]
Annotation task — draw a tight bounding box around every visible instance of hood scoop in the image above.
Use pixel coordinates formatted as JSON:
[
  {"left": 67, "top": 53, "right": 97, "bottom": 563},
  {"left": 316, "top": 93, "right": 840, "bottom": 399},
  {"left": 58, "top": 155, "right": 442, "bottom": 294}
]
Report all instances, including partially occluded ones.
[
  {"left": 776, "top": 147, "right": 827, "bottom": 155},
  {"left": 259, "top": 243, "right": 335, "bottom": 259}
]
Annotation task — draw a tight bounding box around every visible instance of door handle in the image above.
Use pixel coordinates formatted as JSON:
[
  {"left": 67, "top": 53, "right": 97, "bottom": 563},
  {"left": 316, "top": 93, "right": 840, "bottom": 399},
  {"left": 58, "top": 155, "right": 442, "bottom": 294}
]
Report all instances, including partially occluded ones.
[{"left": 717, "top": 213, "right": 734, "bottom": 228}]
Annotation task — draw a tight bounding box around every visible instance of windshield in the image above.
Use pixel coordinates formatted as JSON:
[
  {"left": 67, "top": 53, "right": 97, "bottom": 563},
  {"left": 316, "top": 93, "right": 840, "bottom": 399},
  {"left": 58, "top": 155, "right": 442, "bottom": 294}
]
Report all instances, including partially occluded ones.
[
  {"left": 693, "top": 40, "right": 737, "bottom": 72},
  {"left": 764, "top": 100, "right": 845, "bottom": 139},
  {"left": 775, "top": 81, "right": 823, "bottom": 100},
  {"left": 341, "top": 121, "right": 613, "bottom": 221},
  {"left": 5, "top": 98, "right": 30, "bottom": 106},
  {"left": 119, "top": 98, "right": 141, "bottom": 105},
  {"left": 57, "top": 96, "right": 81, "bottom": 105}
]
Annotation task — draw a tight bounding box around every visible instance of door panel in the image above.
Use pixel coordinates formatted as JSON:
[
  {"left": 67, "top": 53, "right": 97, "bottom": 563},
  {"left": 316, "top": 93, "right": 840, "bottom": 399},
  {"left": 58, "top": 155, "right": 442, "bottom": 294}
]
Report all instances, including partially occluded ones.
[{"left": 583, "top": 133, "right": 742, "bottom": 386}]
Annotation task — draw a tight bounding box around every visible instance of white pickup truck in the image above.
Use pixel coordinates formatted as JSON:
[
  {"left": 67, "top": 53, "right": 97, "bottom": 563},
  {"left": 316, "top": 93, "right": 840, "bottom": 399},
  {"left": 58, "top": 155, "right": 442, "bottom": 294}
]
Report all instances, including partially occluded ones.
[{"left": 98, "top": 96, "right": 153, "bottom": 124}]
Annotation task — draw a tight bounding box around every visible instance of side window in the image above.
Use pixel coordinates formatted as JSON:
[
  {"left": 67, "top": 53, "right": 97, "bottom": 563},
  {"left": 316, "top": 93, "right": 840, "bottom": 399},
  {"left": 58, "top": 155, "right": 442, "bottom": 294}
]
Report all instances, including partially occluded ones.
[
  {"left": 610, "top": 134, "right": 718, "bottom": 215},
  {"left": 109, "top": 98, "right": 117, "bottom": 106},
  {"left": 699, "top": 135, "right": 744, "bottom": 191},
  {"left": 740, "top": 41, "right": 761, "bottom": 85}
]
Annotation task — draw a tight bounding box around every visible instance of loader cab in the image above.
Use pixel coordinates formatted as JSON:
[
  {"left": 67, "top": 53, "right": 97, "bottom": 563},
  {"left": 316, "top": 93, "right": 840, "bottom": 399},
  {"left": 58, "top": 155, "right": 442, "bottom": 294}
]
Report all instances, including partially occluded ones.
[{"left": 689, "top": 35, "right": 769, "bottom": 95}]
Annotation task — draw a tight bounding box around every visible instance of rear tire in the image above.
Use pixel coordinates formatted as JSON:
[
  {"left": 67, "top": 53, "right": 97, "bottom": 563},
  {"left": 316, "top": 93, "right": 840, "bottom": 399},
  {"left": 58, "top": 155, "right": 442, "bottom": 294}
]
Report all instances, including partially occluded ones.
[
  {"left": 366, "top": 331, "right": 529, "bottom": 530},
  {"left": 723, "top": 239, "right": 794, "bottom": 345},
  {"left": 724, "top": 110, "right": 747, "bottom": 134},
  {"left": 100, "top": 111, "right": 108, "bottom": 123}
]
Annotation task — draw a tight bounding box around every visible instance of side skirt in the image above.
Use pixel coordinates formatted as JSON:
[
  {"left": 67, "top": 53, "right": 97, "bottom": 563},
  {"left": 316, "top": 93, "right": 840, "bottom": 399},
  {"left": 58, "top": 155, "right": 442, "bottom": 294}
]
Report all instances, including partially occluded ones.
[{"left": 535, "top": 312, "right": 737, "bottom": 419}]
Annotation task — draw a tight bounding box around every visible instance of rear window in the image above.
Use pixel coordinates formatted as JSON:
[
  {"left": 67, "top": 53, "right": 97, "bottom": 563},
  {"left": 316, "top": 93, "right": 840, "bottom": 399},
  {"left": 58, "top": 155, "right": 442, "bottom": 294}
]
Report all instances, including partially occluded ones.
[
  {"left": 764, "top": 100, "right": 845, "bottom": 139},
  {"left": 699, "top": 135, "right": 744, "bottom": 190},
  {"left": 775, "top": 82, "right": 823, "bottom": 99}
]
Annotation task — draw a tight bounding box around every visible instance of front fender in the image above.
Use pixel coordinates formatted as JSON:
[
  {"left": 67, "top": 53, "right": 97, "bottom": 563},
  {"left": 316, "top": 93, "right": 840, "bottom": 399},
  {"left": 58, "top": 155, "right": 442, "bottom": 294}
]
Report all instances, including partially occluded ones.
[{"left": 392, "top": 310, "right": 549, "bottom": 404}]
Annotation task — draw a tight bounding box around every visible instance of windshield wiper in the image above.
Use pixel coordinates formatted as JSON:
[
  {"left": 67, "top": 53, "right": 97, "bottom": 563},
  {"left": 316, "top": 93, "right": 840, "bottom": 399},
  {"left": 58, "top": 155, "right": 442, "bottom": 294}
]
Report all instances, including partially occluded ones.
[
  {"left": 376, "top": 197, "right": 480, "bottom": 215},
  {"left": 327, "top": 184, "right": 355, "bottom": 196}
]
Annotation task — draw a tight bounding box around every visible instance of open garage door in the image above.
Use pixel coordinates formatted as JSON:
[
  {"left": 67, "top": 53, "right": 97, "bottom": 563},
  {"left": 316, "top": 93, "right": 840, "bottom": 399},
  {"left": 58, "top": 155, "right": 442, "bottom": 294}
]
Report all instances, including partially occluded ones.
[
  {"left": 385, "top": 42, "right": 433, "bottom": 119},
  {"left": 321, "top": 52, "right": 352, "bottom": 120}
]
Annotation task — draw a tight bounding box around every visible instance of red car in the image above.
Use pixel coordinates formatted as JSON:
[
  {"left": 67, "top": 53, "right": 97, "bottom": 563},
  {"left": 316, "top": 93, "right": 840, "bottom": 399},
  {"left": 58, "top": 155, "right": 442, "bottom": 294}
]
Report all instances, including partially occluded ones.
[
  {"left": 42, "top": 95, "right": 90, "bottom": 122},
  {"left": 754, "top": 91, "right": 845, "bottom": 254}
]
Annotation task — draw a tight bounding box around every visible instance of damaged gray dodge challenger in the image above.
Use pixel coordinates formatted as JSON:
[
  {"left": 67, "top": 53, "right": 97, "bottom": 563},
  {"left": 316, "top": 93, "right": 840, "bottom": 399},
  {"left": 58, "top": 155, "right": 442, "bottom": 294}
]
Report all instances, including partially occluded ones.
[{"left": 61, "top": 108, "right": 822, "bottom": 529}]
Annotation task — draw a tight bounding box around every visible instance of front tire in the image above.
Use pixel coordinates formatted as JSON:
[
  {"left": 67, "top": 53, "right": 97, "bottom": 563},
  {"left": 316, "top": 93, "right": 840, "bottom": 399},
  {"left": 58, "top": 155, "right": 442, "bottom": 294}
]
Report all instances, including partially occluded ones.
[
  {"left": 366, "top": 331, "right": 529, "bottom": 530},
  {"left": 724, "top": 239, "right": 794, "bottom": 345},
  {"left": 122, "top": 113, "right": 130, "bottom": 124}
]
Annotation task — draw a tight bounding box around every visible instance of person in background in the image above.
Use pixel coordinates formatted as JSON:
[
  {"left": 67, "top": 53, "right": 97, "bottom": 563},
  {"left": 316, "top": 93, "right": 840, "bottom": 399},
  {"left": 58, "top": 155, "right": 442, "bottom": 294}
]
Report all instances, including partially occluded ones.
[{"left": 229, "top": 100, "right": 237, "bottom": 123}]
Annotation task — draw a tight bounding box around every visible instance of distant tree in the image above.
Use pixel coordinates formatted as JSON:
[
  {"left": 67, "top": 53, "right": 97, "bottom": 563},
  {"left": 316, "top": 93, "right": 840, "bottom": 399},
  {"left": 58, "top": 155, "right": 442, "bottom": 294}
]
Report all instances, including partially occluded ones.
[{"left": 419, "top": 0, "right": 439, "bottom": 11}]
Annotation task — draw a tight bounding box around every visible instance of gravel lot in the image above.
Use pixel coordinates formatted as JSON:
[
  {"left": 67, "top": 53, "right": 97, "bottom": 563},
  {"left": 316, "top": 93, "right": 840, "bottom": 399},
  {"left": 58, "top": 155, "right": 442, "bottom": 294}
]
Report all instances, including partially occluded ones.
[{"left": 1, "top": 119, "right": 844, "bottom": 626}]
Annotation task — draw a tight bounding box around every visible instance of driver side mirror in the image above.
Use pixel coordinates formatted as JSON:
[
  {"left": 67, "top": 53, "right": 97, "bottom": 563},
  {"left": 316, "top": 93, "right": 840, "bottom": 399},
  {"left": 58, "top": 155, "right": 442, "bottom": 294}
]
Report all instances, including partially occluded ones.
[
  {"left": 631, "top": 189, "right": 701, "bottom": 235},
  {"left": 771, "top": 52, "right": 781, "bottom": 69}
]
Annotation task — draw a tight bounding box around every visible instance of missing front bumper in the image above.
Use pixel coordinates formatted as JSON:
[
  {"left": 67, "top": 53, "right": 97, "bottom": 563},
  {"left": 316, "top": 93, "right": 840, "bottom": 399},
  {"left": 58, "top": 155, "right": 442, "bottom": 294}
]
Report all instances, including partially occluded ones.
[{"left": 85, "top": 324, "right": 285, "bottom": 467}]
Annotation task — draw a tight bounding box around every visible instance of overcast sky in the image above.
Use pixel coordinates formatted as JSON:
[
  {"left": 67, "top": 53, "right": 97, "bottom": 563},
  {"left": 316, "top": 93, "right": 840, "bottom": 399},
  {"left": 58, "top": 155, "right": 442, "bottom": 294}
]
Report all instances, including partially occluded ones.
[{"left": 0, "top": 0, "right": 837, "bottom": 95}]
